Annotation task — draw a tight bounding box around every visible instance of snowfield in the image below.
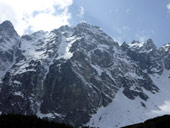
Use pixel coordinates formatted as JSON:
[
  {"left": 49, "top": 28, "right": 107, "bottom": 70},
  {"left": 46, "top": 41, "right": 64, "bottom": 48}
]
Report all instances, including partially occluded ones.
[{"left": 87, "top": 69, "right": 170, "bottom": 128}]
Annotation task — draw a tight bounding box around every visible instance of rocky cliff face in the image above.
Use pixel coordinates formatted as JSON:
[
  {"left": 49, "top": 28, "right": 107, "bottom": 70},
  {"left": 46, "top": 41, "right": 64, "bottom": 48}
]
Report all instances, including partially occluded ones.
[{"left": 0, "top": 21, "right": 170, "bottom": 127}]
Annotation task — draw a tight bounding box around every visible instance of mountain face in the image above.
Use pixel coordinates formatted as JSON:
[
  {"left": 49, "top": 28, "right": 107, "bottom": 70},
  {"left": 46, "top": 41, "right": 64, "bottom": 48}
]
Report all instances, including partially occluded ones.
[
  {"left": 0, "top": 21, "right": 20, "bottom": 80},
  {"left": 0, "top": 21, "right": 170, "bottom": 127}
]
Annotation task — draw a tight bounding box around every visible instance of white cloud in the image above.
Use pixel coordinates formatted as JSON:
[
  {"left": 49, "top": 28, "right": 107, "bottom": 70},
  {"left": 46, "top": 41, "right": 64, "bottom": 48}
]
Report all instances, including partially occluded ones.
[
  {"left": 136, "top": 35, "right": 148, "bottom": 43},
  {"left": 78, "top": 6, "right": 85, "bottom": 22},
  {"left": 0, "top": 0, "right": 73, "bottom": 35},
  {"left": 113, "top": 26, "right": 130, "bottom": 34},
  {"left": 126, "top": 9, "right": 131, "bottom": 15},
  {"left": 167, "top": 3, "right": 170, "bottom": 10},
  {"left": 112, "top": 37, "right": 123, "bottom": 44},
  {"left": 136, "top": 36, "right": 147, "bottom": 43},
  {"left": 135, "top": 30, "right": 153, "bottom": 43},
  {"left": 80, "top": 6, "right": 85, "bottom": 17}
]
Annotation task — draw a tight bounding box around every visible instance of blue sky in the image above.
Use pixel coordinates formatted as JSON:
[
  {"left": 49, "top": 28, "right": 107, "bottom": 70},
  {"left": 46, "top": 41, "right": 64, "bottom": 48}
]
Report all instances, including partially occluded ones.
[
  {"left": 70, "top": 0, "right": 170, "bottom": 47},
  {"left": 0, "top": 0, "right": 170, "bottom": 47}
]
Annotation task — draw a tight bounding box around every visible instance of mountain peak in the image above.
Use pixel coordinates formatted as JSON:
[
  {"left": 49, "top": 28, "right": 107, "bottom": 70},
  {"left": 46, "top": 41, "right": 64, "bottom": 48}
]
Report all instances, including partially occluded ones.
[
  {"left": 0, "top": 20, "right": 18, "bottom": 37},
  {"left": 143, "top": 39, "right": 156, "bottom": 50},
  {"left": 128, "top": 40, "right": 143, "bottom": 48},
  {"left": 76, "top": 22, "right": 100, "bottom": 31},
  {"left": 160, "top": 42, "right": 170, "bottom": 52},
  {"left": 128, "top": 39, "right": 156, "bottom": 51},
  {"left": 77, "top": 22, "right": 91, "bottom": 27},
  {"left": 0, "top": 20, "right": 14, "bottom": 29},
  {"left": 131, "top": 40, "right": 140, "bottom": 44}
]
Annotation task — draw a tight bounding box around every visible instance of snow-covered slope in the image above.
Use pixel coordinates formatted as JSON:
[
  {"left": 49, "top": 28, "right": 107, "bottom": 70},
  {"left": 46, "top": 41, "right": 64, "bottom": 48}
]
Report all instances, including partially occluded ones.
[
  {"left": 87, "top": 41, "right": 170, "bottom": 128},
  {"left": 87, "top": 69, "right": 170, "bottom": 128},
  {"left": 0, "top": 20, "right": 170, "bottom": 128}
]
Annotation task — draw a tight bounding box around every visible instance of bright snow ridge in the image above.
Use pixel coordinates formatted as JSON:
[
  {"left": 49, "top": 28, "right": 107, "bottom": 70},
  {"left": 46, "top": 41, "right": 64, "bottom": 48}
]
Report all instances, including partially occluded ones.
[{"left": 57, "top": 35, "right": 82, "bottom": 60}]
